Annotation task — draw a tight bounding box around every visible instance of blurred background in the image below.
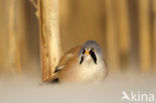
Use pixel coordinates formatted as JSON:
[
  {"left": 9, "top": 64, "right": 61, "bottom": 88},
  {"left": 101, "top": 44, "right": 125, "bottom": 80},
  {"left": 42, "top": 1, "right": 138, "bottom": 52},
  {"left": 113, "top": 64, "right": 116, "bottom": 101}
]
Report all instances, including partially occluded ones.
[
  {"left": 0, "top": 0, "right": 156, "bottom": 103},
  {"left": 0, "top": 0, "right": 156, "bottom": 77}
]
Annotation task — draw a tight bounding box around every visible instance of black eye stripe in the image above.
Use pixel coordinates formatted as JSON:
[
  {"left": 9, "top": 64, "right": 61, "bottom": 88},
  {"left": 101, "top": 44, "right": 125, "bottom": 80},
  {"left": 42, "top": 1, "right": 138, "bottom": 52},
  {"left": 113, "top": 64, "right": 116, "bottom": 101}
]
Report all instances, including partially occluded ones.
[
  {"left": 79, "top": 56, "right": 84, "bottom": 64},
  {"left": 91, "top": 48, "right": 94, "bottom": 51},
  {"left": 80, "top": 48, "right": 97, "bottom": 64},
  {"left": 90, "top": 50, "right": 97, "bottom": 64}
]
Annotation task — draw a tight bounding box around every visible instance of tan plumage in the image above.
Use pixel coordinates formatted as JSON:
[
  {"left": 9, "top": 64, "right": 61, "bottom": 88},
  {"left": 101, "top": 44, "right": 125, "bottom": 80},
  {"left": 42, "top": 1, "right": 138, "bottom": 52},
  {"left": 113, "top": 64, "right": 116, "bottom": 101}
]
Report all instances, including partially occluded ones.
[
  {"left": 52, "top": 41, "right": 108, "bottom": 83},
  {"left": 55, "top": 45, "right": 82, "bottom": 82}
]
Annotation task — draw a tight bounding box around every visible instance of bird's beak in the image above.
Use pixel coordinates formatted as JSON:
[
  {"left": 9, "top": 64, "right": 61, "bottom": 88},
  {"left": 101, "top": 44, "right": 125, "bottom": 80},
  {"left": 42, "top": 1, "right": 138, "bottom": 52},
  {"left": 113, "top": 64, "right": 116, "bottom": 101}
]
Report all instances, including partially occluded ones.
[{"left": 84, "top": 50, "right": 90, "bottom": 55}]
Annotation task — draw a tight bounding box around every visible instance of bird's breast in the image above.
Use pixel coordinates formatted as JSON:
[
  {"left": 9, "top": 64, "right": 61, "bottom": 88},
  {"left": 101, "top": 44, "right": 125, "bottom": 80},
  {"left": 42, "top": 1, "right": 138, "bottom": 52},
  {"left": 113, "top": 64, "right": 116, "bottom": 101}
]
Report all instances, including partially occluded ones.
[
  {"left": 77, "top": 62, "right": 106, "bottom": 82},
  {"left": 59, "top": 59, "right": 107, "bottom": 83}
]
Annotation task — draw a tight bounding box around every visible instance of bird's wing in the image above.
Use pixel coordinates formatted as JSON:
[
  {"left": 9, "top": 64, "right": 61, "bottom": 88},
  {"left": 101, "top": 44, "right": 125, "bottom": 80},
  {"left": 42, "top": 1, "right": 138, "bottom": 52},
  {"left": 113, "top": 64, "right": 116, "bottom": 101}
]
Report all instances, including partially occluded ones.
[{"left": 54, "top": 45, "right": 82, "bottom": 73}]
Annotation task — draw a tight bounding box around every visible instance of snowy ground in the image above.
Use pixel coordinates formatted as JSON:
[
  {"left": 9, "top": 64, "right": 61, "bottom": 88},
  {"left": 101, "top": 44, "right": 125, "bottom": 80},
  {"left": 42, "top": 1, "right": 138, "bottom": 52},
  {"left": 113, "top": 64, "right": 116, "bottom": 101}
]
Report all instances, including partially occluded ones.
[{"left": 0, "top": 71, "right": 156, "bottom": 103}]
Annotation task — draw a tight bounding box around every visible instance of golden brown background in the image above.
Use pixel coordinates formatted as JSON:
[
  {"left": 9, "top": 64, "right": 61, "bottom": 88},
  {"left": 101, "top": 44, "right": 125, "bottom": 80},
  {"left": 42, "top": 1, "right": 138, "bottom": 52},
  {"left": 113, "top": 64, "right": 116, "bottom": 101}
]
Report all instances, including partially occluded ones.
[
  {"left": 0, "top": 1, "right": 156, "bottom": 103},
  {"left": 0, "top": 0, "right": 156, "bottom": 77}
]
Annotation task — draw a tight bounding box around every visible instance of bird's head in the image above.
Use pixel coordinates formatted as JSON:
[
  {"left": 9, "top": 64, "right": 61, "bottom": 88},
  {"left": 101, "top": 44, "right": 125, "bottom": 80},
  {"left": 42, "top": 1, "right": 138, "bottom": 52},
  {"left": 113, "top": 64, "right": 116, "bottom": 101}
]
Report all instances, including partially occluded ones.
[{"left": 78, "top": 40, "right": 103, "bottom": 65}]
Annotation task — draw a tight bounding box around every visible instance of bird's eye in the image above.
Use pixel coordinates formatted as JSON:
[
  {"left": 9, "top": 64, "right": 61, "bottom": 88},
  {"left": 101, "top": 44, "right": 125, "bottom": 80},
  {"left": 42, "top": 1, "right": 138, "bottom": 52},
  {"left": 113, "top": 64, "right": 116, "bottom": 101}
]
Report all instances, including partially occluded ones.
[
  {"left": 82, "top": 49, "right": 85, "bottom": 54},
  {"left": 90, "top": 48, "right": 95, "bottom": 52}
]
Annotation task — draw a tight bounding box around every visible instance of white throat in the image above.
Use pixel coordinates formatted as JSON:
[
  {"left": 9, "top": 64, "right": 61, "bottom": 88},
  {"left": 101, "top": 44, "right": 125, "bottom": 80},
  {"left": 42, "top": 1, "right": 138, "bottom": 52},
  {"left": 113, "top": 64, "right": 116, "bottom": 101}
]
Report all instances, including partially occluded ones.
[{"left": 78, "top": 55, "right": 106, "bottom": 82}]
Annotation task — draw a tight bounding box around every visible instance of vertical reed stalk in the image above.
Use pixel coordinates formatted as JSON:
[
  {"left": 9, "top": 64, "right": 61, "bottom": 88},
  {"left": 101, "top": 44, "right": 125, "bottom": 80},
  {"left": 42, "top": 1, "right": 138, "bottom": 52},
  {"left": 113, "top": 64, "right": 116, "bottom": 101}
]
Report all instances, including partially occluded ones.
[
  {"left": 116, "top": 0, "right": 131, "bottom": 69},
  {"left": 105, "top": 0, "right": 120, "bottom": 71},
  {"left": 8, "top": 0, "right": 21, "bottom": 74},
  {"left": 138, "top": 0, "right": 151, "bottom": 72},
  {"left": 31, "top": 0, "right": 62, "bottom": 81},
  {"left": 153, "top": 0, "right": 156, "bottom": 72}
]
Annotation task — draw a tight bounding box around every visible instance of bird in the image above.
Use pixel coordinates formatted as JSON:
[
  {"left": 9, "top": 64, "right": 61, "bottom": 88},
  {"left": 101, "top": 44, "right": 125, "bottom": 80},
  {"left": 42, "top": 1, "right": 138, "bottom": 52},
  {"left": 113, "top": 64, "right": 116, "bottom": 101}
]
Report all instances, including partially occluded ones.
[{"left": 52, "top": 40, "right": 108, "bottom": 83}]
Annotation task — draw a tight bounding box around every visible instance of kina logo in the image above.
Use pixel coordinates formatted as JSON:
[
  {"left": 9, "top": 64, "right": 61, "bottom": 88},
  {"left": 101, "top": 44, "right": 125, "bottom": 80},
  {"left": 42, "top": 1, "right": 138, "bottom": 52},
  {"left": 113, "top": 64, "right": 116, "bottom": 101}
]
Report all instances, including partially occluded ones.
[{"left": 121, "top": 91, "right": 155, "bottom": 102}]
